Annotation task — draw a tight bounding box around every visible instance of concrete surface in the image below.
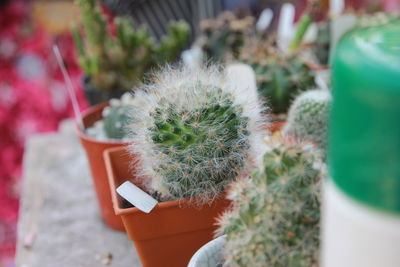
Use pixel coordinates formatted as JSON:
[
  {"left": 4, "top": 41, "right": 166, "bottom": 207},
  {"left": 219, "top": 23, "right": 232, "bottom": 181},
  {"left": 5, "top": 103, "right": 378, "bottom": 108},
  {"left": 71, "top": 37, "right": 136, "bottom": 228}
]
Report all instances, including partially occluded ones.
[{"left": 16, "top": 120, "right": 141, "bottom": 267}]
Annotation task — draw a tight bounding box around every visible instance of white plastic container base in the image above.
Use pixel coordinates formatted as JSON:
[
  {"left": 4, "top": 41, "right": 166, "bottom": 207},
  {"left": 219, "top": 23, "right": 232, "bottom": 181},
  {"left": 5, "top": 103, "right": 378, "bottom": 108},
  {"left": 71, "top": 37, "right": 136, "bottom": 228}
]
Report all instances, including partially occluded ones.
[{"left": 321, "top": 181, "right": 400, "bottom": 267}]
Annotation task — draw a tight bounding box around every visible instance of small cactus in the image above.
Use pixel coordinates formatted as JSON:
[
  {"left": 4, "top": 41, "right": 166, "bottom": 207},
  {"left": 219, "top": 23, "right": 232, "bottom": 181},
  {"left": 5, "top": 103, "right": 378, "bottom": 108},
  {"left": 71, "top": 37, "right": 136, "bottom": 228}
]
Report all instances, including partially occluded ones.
[
  {"left": 199, "top": 12, "right": 255, "bottom": 63},
  {"left": 217, "top": 138, "right": 324, "bottom": 266},
  {"left": 283, "top": 89, "right": 331, "bottom": 154},
  {"left": 127, "top": 65, "right": 266, "bottom": 204},
  {"left": 72, "top": 0, "right": 189, "bottom": 91},
  {"left": 240, "top": 39, "right": 316, "bottom": 114},
  {"left": 102, "top": 93, "right": 135, "bottom": 139}
]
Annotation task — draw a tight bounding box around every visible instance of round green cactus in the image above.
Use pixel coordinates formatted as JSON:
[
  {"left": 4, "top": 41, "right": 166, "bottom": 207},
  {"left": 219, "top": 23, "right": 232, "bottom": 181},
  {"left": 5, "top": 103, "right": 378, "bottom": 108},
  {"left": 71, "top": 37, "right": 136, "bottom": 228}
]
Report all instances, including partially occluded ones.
[
  {"left": 217, "top": 138, "right": 324, "bottom": 266},
  {"left": 127, "top": 65, "right": 266, "bottom": 204},
  {"left": 102, "top": 93, "right": 135, "bottom": 139},
  {"left": 240, "top": 40, "right": 316, "bottom": 114},
  {"left": 284, "top": 89, "right": 331, "bottom": 154}
]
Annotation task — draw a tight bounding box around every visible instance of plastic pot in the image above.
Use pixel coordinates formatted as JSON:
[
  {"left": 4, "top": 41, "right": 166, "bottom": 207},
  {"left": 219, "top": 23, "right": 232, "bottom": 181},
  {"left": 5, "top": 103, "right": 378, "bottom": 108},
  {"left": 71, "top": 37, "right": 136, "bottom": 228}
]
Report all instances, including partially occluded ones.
[
  {"left": 104, "top": 146, "right": 231, "bottom": 267},
  {"left": 78, "top": 103, "right": 129, "bottom": 231},
  {"left": 188, "top": 235, "right": 226, "bottom": 267}
]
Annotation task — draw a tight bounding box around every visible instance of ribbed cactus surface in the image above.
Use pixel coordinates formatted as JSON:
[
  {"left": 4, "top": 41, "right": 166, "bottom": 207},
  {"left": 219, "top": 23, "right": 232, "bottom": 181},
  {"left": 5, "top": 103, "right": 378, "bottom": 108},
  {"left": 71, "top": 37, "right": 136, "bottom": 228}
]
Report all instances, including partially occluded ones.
[
  {"left": 127, "top": 65, "right": 266, "bottom": 204},
  {"left": 217, "top": 138, "right": 323, "bottom": 266},
  {"left": 284, "top": 89, "right": 331, "bottom": 154}
]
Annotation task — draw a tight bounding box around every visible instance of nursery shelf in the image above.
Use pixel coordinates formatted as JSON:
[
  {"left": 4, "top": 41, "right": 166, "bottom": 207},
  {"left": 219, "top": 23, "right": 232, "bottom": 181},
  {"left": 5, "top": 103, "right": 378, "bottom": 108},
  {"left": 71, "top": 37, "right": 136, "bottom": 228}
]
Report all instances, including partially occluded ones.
[{"left": 15, "top": 120, "right": 141, "bottom": 267}]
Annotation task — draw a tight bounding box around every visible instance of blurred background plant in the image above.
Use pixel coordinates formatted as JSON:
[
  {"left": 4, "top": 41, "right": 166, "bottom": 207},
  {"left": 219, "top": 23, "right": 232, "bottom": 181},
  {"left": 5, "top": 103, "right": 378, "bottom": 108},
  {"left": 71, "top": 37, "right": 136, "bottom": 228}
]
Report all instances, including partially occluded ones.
[
  {"left": 198, "top": 12, "right": 255, "bottom": 63},
  {"left": 73, "top": 0, "right": 190, "bottom": 104},
  {"left": 239, "top": 37, "right": 316, "bottom": 116}
]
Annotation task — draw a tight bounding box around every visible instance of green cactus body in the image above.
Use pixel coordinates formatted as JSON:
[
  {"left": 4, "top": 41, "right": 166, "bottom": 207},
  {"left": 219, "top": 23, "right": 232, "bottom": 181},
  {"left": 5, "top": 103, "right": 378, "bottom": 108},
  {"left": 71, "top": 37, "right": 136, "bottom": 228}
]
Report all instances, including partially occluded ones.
[
  {"left": 284, "top": 89, "right": 331, "bottom": 154},
  {"left": 73, "top": 0, "right": 189, "bottom": 91},
  {"left": 217, "top": 139, "right": 323, "bottom": 266},
  {"left": 102, "top": 93, "right": 135, "bottom": 140},
  {"left": 240, "top": 41, "right": 316, "bottom": 114},
  {"left": 103, "top": 106, "right": 131, "bottom": 139},
  {"left": 127, "top": 65, "right": 266, "bottom": 204}
]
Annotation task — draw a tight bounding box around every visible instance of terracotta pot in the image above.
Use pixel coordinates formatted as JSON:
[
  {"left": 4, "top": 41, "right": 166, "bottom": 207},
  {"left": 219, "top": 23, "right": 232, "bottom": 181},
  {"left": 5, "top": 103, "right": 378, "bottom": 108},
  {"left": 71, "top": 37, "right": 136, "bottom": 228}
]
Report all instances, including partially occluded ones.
[
  {"left": 268, "top": 120, "right": 286, "bottom": 133},
  {"left": 104, "top": 146, "right": 231, "bottom": 267},
  {"left": 78, "top": 103, "right": 129, "bottom": 231}
]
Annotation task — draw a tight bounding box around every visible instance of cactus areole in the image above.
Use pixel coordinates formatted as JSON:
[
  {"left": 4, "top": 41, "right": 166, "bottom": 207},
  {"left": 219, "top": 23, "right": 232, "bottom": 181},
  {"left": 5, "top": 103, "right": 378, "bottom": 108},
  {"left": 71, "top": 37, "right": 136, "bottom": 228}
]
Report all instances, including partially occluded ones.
[
  {"left": 127, "top": 65, "right": 266, "bottom": 204},
  {"left": 329, "top": 20, "right": 400, "bottom": 213}
]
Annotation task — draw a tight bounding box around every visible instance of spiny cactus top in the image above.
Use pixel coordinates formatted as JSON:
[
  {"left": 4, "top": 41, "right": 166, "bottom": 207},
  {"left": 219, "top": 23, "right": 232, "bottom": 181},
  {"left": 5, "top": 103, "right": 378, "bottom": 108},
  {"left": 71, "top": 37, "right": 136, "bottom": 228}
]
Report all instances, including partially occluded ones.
[
  {"left": 239, "top": 38, "right": 316, "bottom": 114},
  {"left": 127, "top": 65, "right": 267, "bottom": 204},
  {"left": 217, "top": 138, "right": 324, "bottom": 266},
  {"left": 284, "top": 89, "right": 331, "bottom": 155}
]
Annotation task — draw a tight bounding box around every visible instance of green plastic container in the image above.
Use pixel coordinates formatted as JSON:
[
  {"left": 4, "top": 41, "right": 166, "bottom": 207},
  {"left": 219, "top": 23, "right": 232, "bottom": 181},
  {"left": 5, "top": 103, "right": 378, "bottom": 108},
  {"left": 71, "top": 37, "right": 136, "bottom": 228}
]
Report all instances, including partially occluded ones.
[{"left": 329, "top": 20, "right": 400, "bottom": 213}]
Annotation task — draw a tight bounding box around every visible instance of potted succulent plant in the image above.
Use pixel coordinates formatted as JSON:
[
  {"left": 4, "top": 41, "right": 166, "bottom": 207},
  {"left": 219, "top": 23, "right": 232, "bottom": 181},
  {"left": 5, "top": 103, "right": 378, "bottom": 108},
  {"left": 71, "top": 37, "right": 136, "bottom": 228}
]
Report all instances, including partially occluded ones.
[
  {"left": 78, "top": 92, "right": 136, "bottom": 231},
  {"left": 72, "top": 0, "right": 189, "bottom": 105},
  {"left": 105, "top": 64, "right": 267, "bottom": 267},
  {"left": 239, "top": 37, "right": 316, "bottom": 119},
  {"left": 190, "top": 137, "right": 325, "bottom": 266}
]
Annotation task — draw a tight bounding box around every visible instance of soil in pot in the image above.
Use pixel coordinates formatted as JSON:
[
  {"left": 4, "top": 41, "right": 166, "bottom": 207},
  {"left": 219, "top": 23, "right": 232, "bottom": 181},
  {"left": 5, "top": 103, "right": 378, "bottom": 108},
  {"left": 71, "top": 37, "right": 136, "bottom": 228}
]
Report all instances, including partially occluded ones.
[
  {"left": 104, "top": 146, "right": 231, "bottom": 267},
  {"left": 78, "top": 103, "right": 129, "bottom": 231}
]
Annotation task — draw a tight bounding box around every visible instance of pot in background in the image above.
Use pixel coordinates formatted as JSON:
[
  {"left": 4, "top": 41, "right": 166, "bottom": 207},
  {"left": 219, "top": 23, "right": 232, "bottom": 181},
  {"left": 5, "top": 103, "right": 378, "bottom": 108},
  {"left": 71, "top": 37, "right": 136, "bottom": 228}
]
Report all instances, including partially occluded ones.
[{"left": 78, "top": 103, "right": 128, "bottom": 231}]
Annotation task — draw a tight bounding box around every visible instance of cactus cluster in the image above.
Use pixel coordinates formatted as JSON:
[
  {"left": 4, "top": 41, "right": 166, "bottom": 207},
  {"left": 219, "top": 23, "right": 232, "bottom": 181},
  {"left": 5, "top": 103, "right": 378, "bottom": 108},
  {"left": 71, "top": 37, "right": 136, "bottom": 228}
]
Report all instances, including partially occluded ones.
[
  {"left": 284, "top": 89, "right": 331, "bottom": 155},
  {"left": 127, "top": 65, "right": 266, "bottom": 204},
  {"left": 199, "top": 12, "right": 255, "bottom": 63},
  {"left": 72, "top": 0, "right": 189, "bottom": 91},
  {"left": 240, "top": 39, "right": 316, "bottom": 114},
  {"left": 217, "top": 138, "right": 324, "bottom": 266}
]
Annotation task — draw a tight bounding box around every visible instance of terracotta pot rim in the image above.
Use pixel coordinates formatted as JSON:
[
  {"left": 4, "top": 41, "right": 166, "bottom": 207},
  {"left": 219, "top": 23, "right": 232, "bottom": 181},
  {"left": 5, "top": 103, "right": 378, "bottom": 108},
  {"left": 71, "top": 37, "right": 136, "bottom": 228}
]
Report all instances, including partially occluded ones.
[
  {"left": 104, "top": 146, "right": 227, "bottom": 216},
  {"left": 77, "top": 102, "right": 130, "bottom": 146}
]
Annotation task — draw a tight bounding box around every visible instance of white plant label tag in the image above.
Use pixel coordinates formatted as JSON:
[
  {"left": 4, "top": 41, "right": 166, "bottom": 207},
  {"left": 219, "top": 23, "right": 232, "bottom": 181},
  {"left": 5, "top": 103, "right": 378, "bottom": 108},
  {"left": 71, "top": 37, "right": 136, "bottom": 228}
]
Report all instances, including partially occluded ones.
[
  {"left": 116, "top": 181, "right": 158, "bottom": 213},
  {"left": 256, "top": 8, "right": 273, "bottom": 32},
  {"left": 277, "top": 3, "right": 295, "bottom": 53}
]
